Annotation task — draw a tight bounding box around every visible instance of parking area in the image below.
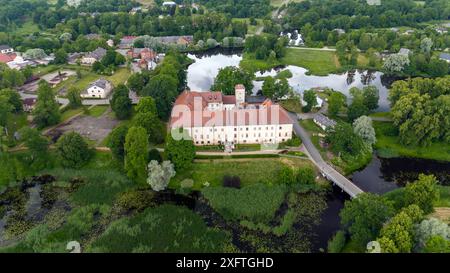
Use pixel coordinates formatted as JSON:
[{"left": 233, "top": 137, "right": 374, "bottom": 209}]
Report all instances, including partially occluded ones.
[{"left": 47, "top": 108, "right": 119, "bottom": 145}]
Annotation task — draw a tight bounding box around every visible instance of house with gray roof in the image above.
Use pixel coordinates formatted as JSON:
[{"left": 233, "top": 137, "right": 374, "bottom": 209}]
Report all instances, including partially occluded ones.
[
  {"left": 81, "top": 47, "right": 107, "bottom": 65},
  {"left": 398, "top": 48, "right": 411, "bottom": 56},
  {"left": 439, "top": 53, "right": 450, "bottom": 63},
  {"left": 0, "top": 45, "right": 13, "bottom": 54},
  {"left": 82, "top": 78, "right": 112, "bottom": 98},
  {"left": 313, "top": 113, "right": 337, "bottom": 131}
]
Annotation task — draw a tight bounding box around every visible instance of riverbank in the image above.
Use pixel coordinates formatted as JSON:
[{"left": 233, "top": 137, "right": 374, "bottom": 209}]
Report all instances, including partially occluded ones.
[
  {"left": 240, "top": 48, "right": 380, "bottom": 76},
  {"left": 373, "top": 121, "right": 450, "bottom": 162}
]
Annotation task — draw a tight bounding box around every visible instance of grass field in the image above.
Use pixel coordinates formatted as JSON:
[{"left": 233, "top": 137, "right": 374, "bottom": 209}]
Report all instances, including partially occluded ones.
[
  {"left": 170, "top": 157, "right": 315, "bottom": 190},
  {"left": 373, "top": 121, "right": 450, "bottom": 162},
  {"left": 60, "top": 107, "right": 85, "bottom": 122},
  {"left": 299, "top": 119, "right": 324, "bottom": 134},
  {"left": 280, "top": 98, "right": 303, "bottom": 113},
  {"left": 240, "top": 53, "right": 282, "bottom": 72},
  {"left": 86, "top": 106, "right": 109, "bottom": 118},
  {"left": 281, "top": 48, "right": 341, "bottom": 76}
]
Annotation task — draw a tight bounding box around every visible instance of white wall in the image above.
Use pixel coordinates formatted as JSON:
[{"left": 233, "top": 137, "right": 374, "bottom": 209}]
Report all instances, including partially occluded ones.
[{"left": 187, "top": 124, "right": 293, "bottom": 145}]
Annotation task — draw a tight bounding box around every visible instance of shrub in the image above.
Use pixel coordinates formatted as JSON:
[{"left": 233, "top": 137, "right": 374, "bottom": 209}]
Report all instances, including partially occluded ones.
[
  {"left": 296, "top": 167, "right": 315, "bottom": 185},
  {"left": 89, "top": 205, "right": 230, "bottom": 253},
  {"left": 327, "top": 230, "right": 346, "bottom": 253},
  {"left": 56, "top": 132, "right": 92, "bottom": 169},
  {"left": 180, "top": 179, "right": 194, "bottom": 189},
  {"left": 116, "top": 189, "right": 156, "bottom": 212},
  {"left": 202, "top": 184, "right": 287, "bottom": 223}
]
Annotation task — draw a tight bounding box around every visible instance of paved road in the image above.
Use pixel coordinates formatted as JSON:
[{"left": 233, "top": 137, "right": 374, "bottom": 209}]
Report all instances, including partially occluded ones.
[{"left": 290, "top": 112, "right": 363, "bottom": 198}]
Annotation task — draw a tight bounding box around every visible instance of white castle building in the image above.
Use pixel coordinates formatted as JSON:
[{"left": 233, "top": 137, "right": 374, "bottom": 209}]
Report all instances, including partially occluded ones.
[{"left": 170, "top": 85, "right": 294, "bottom": 146}]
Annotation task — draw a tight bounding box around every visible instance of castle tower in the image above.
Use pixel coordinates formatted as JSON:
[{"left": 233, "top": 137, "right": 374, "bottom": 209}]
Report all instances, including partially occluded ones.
[{"left": 235, "top": 84, "right": 245, "bottom": 106}]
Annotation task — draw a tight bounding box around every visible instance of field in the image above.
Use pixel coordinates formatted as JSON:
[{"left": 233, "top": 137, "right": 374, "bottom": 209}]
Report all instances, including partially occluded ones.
[
  {"left": 280, "top": 98, "right": 303, "bottom": 113},
  {"left": 54, "top": 67, "right": 131, "bottom": 95},
  {"left": 170, "top": 157, "right": 315, "bottom": 190},
  {"left": 281, "top": 48, "right": 341, "bottom": 76},
  {"left": 373, "top": 121, "right": 450, "bottom": 162}
]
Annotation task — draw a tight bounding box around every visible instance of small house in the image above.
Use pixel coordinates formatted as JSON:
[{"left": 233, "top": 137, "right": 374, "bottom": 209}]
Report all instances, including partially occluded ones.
[
  {"left": 81, "top": 47, "right": 106, "bottom": 65},
  {"left": 23, "top": 98, "right": 37, "bottom": 112},
  {"left": 0, "top": 45, "right": 14, "bottom": 54},
  {"left": 313, "top": 114, "right": 337, "bottom": 131},
  {"left": 82, "top": 79, "right": 112, "bottom": 99},
  {"left": 439, "top": 53, "right": 450, "bottom": 63},
  {"left": 398, "top": 48, "right": 411, "bottom": 56}
]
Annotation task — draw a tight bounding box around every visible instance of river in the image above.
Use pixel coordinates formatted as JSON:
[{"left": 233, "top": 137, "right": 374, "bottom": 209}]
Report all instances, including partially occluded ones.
[
  {"left": 185, "top": 49, "right": 449, "bottom": 251},
  {"left": 186, "top": 49, "right": 394, "bottom": 111}
]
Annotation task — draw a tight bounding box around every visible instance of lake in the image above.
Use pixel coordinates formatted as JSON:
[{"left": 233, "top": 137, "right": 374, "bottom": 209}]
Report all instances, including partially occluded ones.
[{"left": 186, "top": 49, "right": 393, "bottom": 111}]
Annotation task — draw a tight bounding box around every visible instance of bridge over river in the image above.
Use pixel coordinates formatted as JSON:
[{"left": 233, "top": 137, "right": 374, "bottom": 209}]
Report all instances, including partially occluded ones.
[{"left": 290, "top": 113, "right": 364, "bottom": 198}]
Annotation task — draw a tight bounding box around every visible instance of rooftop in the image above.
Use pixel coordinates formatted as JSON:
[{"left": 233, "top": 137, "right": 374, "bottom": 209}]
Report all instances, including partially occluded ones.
[
  {"left": 314, "top": 113, "right": 337, "bottom": 128},
  {"left": 0, "top": 45, "right": 12, "bottom": 50},
  {"left": 89, "top": 79, "right": 110, "bottom": 89},
  {"left": 86, "top": 47, "right": 107, "bottom": 60},
  {"left": 170, "top": 91, "right": 293, "bottom": 128},
  {"left": 439, "top": 53, "right": 450, "bottom": 61}
]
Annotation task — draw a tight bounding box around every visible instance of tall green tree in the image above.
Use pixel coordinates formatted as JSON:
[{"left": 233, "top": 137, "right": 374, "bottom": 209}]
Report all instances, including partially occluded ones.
[
  {"left": 211, "top": 66, "right": 254, "bottom": 95},
  {"left": 165, "top": 131, "right": 196, "bottom": 171},
  {"left": 124, "top": 126, "right": 149, "bottom": 183},
  {"left": 262, "top": 76, "right": 276, "bottom": 99},
  {"left": 328, "top": 92, "right": 345, "bottom": 117},
  {"left": 56, "top": 132, "right": 92, "bottom": 169},
  {"left": 0, "top": 89, "right": 23, "bottom": 113},
  {"left": 67, "top": 86, "right": 82, "bottom": 108},
  {"left": 340, "top": 193, "right": 394, "bottom": 249},
  {"left": 404, "top": 174, "right": 439, "bottom": 214},
  {"left": 142, "top": 74, "right": 178, "bottom": 120},
  {"left": 110, "top": 84, "right": 132, "bottom": 120},
  {"left": 107, "top": 124, "right": 129, "bottom": 161},
  {"left": 33, "top": 81, "right": 61, "bottom": 128},
  {"left": 302, "top": 89, "right": 317, "bottom": 112}
]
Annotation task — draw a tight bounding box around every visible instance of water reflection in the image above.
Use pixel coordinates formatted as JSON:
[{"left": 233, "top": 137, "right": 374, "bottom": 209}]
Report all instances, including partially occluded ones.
[
  {"left": 186, "top": 50, "right": 393, "bottom": 111},
  {"left": 351, "top": 156, "right": 450, "bottom": 194}
]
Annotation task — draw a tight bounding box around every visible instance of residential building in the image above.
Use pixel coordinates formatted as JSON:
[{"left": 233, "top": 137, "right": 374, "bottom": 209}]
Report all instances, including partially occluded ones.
[
  {"left": 398, "top": 48, "right": 411, "bottom": 56},
  {"left": 439, "top": 53, "right": 450, "bottom": 63},
  {"left": 119, "top": 36, "right": 137, "bottom": 49},
  {"left": 81, "top": 47, "right": 107, "bottom": 65},
  {"left": 313, "top": 113, "right": 337, "bottom": 131},
  {"left": 23, "top": 98, "right": 37, "bottom": 112},
  {"left": 0, "top": 52, "right": 16, "bottom": 64},
  {"left": 0, "top": 45, "right": 14, "bottom": 54},
  {"left": 170, "top": 85, "right": 294, "bottom": 146},
  {"left": 153, "top": 36, "right": 194, "bottom": 46},
  {"left": 81, "top": 79, "right": 112, "bottom": 99}
]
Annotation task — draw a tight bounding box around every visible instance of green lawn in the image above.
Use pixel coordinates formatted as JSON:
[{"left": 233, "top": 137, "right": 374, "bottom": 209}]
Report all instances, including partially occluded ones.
[
  {"left": 86, "top": 106, "right": 109, "bottom": 118},
  {"left": 170, "top": 157, "right": 314, "bottom": 190},
  {"left": 281, "top": 48, "right": 341, "bottom": 76},
  {"left": 369, "top": 112, "right": 392, "bottom": 119},
  {"left": 106, "top": 68, "right": 131, "bottom": 86},
  {"left": 280, "top": 98, "right": 303, "bottom": 113},
  {"left": 60, "top": 107, "right": 84, "bottom": 122},
  {"left": 55, "top": 67, "right": 130, "bottom": 95},
  {"left": 299, "top": 119, "right": 324, "bottom": 134},
  {"left": 240, "top": 53, "right": 282, "bottom": 73},
  {"left": 373, "top": 121, "right": 450, "bottom": 162}
]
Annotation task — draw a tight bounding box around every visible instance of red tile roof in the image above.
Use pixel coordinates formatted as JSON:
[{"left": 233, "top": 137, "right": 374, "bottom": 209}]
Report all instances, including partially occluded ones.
[
  {"left": 0, "top": 53, "right": 16, "bottom": 63},
  {"left": 170, "top": 91, "right": 293, "bottom": 128}
]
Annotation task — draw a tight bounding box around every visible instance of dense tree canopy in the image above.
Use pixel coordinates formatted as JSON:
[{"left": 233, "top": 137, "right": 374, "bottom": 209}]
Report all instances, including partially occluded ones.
[{"left": 211, "top": 66, "right": 254, "bottom": 96}]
